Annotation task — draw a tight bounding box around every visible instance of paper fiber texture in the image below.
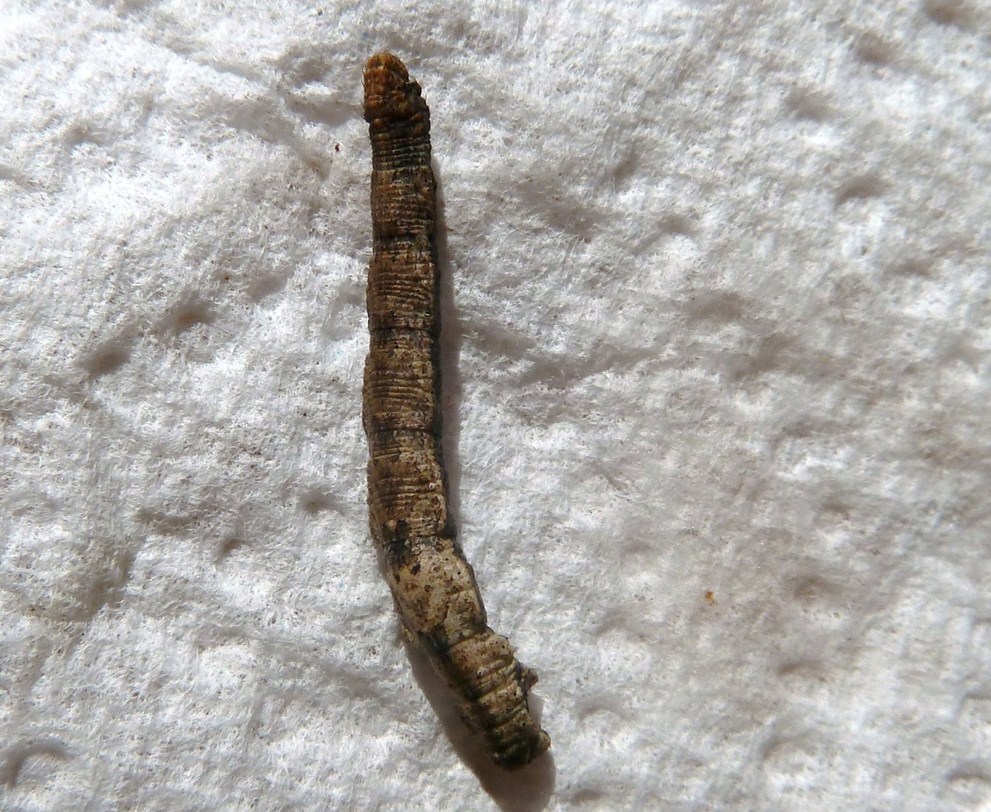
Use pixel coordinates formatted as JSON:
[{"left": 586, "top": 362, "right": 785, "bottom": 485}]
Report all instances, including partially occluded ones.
[{"left": 1, "top": 1, "right": 988, "bottom": 810}]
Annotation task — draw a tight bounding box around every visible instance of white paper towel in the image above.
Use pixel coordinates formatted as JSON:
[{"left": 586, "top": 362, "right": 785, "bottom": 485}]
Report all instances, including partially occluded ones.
[{"left": 2, "top": 1, "right": 989, "bottom": 809}]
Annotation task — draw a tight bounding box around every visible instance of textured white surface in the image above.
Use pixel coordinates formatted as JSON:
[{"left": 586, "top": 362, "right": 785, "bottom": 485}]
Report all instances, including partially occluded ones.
[{"left": 2, "top": 1, "right": 990, "bottom": 810}]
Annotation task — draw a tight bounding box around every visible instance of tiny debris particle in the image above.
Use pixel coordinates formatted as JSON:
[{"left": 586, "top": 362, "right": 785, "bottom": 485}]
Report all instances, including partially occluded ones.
[{"left": 361, "top": 52, "right": 549, "bottom": 770}]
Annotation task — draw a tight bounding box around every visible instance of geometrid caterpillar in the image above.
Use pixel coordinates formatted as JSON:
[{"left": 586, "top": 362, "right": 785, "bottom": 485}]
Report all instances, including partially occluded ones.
[{"left": 362, "top": 53, "right": 550, "bottom": 770}]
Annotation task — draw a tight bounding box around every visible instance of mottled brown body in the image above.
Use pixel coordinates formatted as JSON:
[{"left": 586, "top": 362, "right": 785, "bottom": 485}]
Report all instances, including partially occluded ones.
[{"left": 362, "top": 53, "right": 549, "bottom": 770}]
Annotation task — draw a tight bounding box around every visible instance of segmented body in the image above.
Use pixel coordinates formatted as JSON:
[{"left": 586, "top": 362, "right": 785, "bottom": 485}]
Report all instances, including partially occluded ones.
[{"left": 362, "top": 53, "right": 549, "bottom": 770}]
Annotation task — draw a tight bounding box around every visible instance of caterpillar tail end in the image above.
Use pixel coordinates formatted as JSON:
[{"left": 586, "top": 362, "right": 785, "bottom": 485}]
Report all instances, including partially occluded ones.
[
  {"left": 493, "top": 724, "right": 551, "bottom": 771},
  {"left": 490, "top": 663, "right": 550, "bottom": 770}
]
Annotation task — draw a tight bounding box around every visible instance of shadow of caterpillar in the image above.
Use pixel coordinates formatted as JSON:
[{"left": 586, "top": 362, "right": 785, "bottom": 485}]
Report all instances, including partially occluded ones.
[{"left": 362, "top": 52, "right": 550, "bottom": 770}]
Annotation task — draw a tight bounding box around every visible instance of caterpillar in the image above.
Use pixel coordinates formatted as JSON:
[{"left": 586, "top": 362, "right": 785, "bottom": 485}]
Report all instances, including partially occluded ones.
[{"left": 362, "top": 53, "right": 550, "bottom": 770}]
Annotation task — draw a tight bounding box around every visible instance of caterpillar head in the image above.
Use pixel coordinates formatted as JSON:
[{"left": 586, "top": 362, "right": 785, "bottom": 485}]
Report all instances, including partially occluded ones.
[{"left": 363, "top": 53, "right": 430, "bottom": 133}]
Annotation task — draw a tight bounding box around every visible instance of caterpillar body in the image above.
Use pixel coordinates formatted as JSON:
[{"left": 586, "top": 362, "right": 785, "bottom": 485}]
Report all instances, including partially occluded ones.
[{"left": 362, "top": 53, "right": 550, "bottom": 770}]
